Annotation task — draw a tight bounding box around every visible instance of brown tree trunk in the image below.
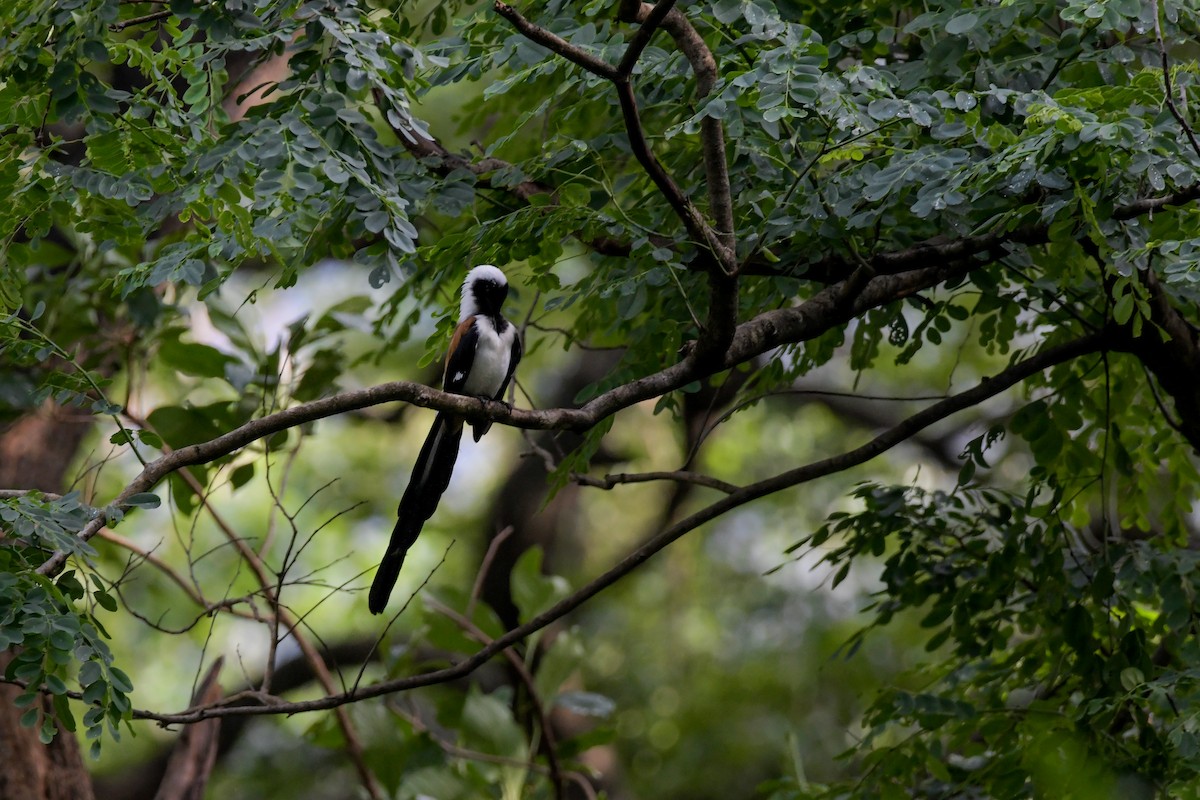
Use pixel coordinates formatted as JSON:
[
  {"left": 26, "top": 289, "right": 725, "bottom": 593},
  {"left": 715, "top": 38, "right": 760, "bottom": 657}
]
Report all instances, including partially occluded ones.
[
  {"left": 0, "top": 650, "right": 95, "bottom": 800},
  {"left": 0, "top": 400, "right": 96, "bottom": 494},
  {"left": 0, "top": 402, "right": 97, "bottom": 800}
]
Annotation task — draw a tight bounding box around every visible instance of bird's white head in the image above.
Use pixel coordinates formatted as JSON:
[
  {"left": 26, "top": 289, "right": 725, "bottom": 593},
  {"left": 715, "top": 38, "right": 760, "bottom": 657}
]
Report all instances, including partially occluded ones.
[{"left": 461, "top": 264, "right": 509, "bottom": 321}]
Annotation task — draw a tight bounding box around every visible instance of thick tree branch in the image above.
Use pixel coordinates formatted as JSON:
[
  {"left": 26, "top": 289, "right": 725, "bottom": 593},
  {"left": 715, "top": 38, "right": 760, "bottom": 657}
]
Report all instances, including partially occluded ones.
[
  {"left": 787, "top": 182, "right": 1200, "bottom": 283},
  {"left": 791, "top": 224, "right": 1047, "bottom": 283},
  {"left": 1112, "top": 184, "right": 1200, "bottom": 220},
  {"left": 621, "top": 1, "right": 739, "bottom": 356},
  {"left": 609, "top": 79, "right": 731, "bottom": 262},
  {"left": 108, "top": 331, "right": 1101, "bottom": 725},
  {"left": 616, "top": 0, "right": 677, "bottom": 76},
  {"left": 152, "top": 659, "right": 223, "bottom": 800}
]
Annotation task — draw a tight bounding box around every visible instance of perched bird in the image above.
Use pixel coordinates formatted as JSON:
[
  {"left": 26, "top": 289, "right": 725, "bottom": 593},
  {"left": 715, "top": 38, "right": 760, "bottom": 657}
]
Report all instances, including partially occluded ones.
[{"left": 369, "top": 265, "right": 522, "bottom": 614}]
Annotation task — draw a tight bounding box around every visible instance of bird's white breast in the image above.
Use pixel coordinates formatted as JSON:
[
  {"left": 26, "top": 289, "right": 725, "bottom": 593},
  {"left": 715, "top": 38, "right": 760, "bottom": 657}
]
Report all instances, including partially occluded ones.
[{"left": 461, "top": 317, "right": 515, "bottom": 398}]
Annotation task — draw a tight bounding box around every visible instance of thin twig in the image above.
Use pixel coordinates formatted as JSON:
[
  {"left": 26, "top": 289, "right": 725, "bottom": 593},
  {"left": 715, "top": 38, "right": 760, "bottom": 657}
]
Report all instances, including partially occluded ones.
[
  {"left": 96, "top": 529, "right": 258, "bottom": 620},
  {"left": 170, "top": 469, "right": 386, "bottom": 799},
  {"left": 468, "top": 526, "right": 516, "bottom": 619},
  {"left": 494, "top": 0, "right": 733, "bottom": 275},
  {"left": 388, "top": 700, "right": 597, "bottom": 798},
  {"left": 352, "top": 543, "right": 453, "bottom": 695},
  {"left": 0, "top": 489, "right": 64, "bottom": 500},
  {"left": 111, "top": 8, "right": 173, "bottom": 30}
]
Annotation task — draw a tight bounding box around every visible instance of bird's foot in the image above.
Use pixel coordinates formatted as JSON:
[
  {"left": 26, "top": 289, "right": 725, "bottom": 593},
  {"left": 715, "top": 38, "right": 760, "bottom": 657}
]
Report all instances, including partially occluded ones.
[{"left": 474, "top": 395, "right": 513, "bottom": 414}]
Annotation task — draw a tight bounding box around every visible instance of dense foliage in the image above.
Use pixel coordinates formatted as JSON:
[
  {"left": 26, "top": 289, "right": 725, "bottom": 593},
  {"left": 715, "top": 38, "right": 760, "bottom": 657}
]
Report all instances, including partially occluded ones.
[{"left": 2, "top": 0, "right": 1200, "bottom": 797}]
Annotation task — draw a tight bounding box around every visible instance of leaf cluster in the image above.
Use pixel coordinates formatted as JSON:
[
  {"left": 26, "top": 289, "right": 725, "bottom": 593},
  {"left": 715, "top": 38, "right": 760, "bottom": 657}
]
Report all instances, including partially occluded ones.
[
  {"left": 0, "top": 493, "right": 131, "bottom": 757},
  {"left": 794, "top": 483, "right": 1200, "bottom": 796}
]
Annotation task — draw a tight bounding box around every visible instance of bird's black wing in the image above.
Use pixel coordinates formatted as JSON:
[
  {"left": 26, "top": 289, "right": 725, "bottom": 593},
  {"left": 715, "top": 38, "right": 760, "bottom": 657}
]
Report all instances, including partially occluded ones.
[{"left": 444, "top": 315, "right": 479, "bottom": 393}]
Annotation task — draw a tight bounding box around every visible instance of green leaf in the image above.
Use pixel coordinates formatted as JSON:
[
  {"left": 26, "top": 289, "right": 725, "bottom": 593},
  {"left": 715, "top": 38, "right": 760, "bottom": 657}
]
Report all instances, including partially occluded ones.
[
  {"left": 1120, "top": 666, "right": 1144, "bottom": 692},
  {"left": 945, "top": 12, "right": 979, "bottom": 35},
  {"left": 230, "top": 462, "right": 255, "bottom": 490},
  {"left": 511, "top": 547, "right": 569, "bottom": 623},
  {"left": 93, "top": 590, "right": 118, "bottom": 612},
  {"left": 123, "top": 493, "right": 160, "bottom": 509},
  {"left": 460, "top": 685, "right": 525, "bottom": 757},
  {"left": 137, "top": 430, "right": 163, "bottom": 449},
  {"left": 158, "top": 339, "right": 236, "bottom": 379},
  {"left": 108, "top": 667, "right": 133, "bottom": 694}
]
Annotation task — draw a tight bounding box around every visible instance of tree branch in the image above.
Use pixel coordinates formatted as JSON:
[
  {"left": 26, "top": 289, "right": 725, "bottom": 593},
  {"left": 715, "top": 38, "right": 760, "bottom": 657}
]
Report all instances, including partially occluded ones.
[
  {"left": 1109, "top": 266, "right": 1200, "bottom": 453},
  {"left": 616, "top": 0, "right": 678, "bottom": 76},
  {"left": 767, "top": 185, "right": 1200, "bottom": 283},
  {"left": 371, "top": 87, "right": 558, "bottom": 205},
  {"left": 572, "top": 469, "right": 738, "bottom": 494},
  {"left": 1112, "top": 184, "right": 1200, "bottom": 220},
  {"left": 110, "top": 8, "right": 173, "bottom": 30},
  {"left": 609, "top": 79, "right": 730, "bottom": 263},
  {"left": 169, "top": 464, "right": 386, "bottom": 799},
  {"left": 109, "top": 331, "right": 1101, "bottom": 725},
  {"left": 620, "top": 1, "right": 740, "bottom": 356},
  {"left": 492, "top": 2, "right": 620, "bottom": 80},
  {"left": 151, "top": 658, "right": 223, "bottom": 800},
  {"left": 620, "top": 1, "right": 735, "bottom": 256},
  {"left": 494, "top": 1, "right": 735, "bottom": 280},
  {"left": 24, "top": 256, "right": 1010, "bottom": 578}
]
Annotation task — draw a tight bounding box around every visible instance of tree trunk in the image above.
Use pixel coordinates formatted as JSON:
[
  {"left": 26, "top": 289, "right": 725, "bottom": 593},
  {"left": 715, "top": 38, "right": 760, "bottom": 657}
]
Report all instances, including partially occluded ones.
[{"left": 0, "top": 401, "right": 97, "bottom": 800}]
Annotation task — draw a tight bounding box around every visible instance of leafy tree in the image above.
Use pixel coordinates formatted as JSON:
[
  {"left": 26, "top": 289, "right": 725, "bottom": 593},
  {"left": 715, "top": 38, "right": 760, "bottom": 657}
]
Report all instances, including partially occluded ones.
[{"left": 2, "top": 0, "right": 1199, "bottom": 798}]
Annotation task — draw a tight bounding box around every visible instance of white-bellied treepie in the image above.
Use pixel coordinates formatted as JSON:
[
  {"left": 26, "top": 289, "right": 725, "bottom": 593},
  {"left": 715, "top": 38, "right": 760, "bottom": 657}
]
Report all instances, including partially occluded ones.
[{"left": 368, "top": 265, "right": 522, "bottom": 614}]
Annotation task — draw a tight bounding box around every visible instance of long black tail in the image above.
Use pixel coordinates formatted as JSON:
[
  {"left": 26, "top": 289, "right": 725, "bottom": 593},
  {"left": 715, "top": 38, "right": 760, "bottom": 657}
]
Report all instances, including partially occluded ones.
[{"left": 369, "top": 412, "right": 463, "bottom": 614}]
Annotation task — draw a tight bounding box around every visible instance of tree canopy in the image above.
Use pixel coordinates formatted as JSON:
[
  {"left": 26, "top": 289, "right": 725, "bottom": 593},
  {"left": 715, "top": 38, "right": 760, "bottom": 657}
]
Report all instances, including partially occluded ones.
[{"left": 2, "top": 0, "right": 1200, "bottom": 797}]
